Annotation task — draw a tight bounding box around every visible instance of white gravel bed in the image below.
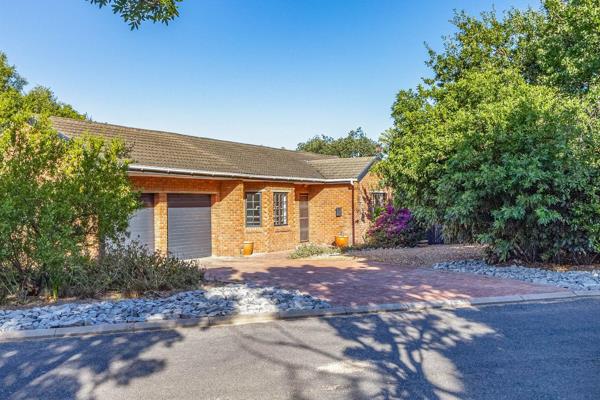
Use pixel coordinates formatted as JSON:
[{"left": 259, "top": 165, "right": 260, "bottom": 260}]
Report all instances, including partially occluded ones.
[
  {"left": 434, "top": 260, "right": 600, "bottom": 290},
  {"left": 0, "top": 284, "right": 330, "bottom": 332}
]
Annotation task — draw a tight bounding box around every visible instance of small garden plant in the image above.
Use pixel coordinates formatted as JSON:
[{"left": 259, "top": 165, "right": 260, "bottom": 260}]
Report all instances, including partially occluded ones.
[{"left": 289, "top": 243, "right": 339, "bottom": 259}]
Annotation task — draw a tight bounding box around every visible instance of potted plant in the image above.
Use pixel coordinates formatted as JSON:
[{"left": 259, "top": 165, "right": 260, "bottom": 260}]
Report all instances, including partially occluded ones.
[{"left": 334, "top": 232, "right": 349, "bottom": 248}]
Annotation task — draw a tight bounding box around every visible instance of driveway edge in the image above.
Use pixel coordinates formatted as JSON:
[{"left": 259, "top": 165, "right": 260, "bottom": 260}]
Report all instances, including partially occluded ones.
[{"left": 2, "top": 290, "right": 598, "bottom": 341}]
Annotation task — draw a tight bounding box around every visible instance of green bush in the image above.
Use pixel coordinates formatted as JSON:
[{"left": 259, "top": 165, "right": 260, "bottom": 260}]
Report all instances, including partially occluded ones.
[
  {"left": 380, "top": 67, "right": 600, "bottom": 263},
  {"left": 0, "top": 242, "right": 205, "bottom": 303},
  {"left": 72, "top": 242, "right": 205, "bottom": 297},
  {"left": 378, "top": 1, "right": 600, "bottom": 264},
  {"left": 0, "top": 112, "right": 139, "bottom": 298},
  {"left": 289, "top": 243, "right": 338, "bottom": 259}
]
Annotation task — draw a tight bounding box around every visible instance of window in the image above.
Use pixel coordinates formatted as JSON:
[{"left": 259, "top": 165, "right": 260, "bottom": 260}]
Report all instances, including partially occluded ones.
[
  {"left": 370, "top": 191, "right": 387, "bottom": 217},
  {"left": 245, "top": 192, "right": 262, "bottom": 227},
  {"left": 273, "top": 192, "right": 288, "bottom": 226}
]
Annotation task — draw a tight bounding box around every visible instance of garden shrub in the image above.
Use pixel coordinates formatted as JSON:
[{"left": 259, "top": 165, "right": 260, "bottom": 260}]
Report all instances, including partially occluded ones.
[
  {"left": 0, "top": 242, "right": 205, "bottom": 303},
  {"left": 378, "top": 2, "right": 600, "bottom": 264},
  {"left": 72, "top": 241, "right": 205, "bottom": 297},
  {"left": 0, "top": 55, "right": 204, "bottom": 303},
  {"left": 0, "top": 110, "right": 139, "bottom": 298},
  {"left": 380, "top": 68, "right": 600, "bottom": 263},
  {"left": 366, "top": 205, "right": 424, "bottom": 248},
  {"left": 289, "top": 243, "right": 338, "bottom": 259}
]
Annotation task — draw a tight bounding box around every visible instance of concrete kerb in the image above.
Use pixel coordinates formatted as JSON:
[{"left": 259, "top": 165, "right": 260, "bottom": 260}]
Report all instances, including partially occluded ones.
[{"left": 1, "top": 290, "right": 598, "bottom": 341}]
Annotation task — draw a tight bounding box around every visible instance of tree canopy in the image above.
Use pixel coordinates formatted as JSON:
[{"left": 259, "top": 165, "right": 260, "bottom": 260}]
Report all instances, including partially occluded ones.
[
  {"left": 0, "top": 52, "right": 86, "bottom": 120},
  {"left": 378, "top": 0, "right": 600, "bottom": 263},
  {"left": 87, "top": 0, "right": 183, "bottom": 29},
  {"left": 297, "top": 128, "right": 379, "bottom": 158},
  {"left": 424, "top": 0, "right": 600, "bottom": 94}
]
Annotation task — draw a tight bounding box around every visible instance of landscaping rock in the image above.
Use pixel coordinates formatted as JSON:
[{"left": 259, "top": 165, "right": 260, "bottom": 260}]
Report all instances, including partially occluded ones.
[
  {"left": 0, "top": 284, "right": 330, "bottom": 332},
  {"left": 433, "top": 260, "right": 600, "bottom": 290}
]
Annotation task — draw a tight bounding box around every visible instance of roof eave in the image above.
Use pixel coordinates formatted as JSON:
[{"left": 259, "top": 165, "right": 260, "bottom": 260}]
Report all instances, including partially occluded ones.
[
  {"left": 128, "top": 164, "right": 356, "bottom": 184},
  {"left": 355, "top": 157, "right": 379, "bottom": 181}
]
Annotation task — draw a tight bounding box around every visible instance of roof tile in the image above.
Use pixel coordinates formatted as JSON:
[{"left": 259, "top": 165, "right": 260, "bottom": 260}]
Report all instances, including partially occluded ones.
[{"left": 50, "top": 117, "right": 375, "bottom": 181}]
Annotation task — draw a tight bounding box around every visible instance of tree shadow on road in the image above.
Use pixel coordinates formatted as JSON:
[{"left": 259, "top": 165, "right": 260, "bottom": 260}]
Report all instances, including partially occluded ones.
[
  {"left": 233, "top": 307, "right": 496, "bottom": 399},
  {"left": 0, "top": 330, "right": 183, "bottom": 400},
  {"left": 233, "top": 299, "right": 600, "bottom": 399}
]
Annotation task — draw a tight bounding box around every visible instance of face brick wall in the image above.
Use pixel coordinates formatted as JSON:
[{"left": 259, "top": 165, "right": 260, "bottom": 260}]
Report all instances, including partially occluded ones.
[
  {"left": 244, "top": 182, "right": 298, "bottom": 253},
  {"left": 127, "top": 172, "right": 389, "bottom": 257},
  {"left": 354, "top": 170, "right": 390, "bottom": 243},
  {"left": 214, "top": 180, "right": 245, "bottom": 256},
  {"left": 307, "top": 184, "right": 354, "bottom": 245}
]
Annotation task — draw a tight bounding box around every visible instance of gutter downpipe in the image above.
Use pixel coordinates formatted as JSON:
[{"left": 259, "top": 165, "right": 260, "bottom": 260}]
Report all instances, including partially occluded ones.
[{"left": 351, "top": 180, "right": 356, "bottom": 246}]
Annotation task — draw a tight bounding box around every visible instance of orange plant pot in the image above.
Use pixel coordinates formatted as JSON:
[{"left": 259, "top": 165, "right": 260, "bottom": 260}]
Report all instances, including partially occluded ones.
[
  {"left": 334, "top": 235, "right": 349, "bottom": 248},
  {"left": 242, "top": 241, "right": 254, "bottom": 256}
]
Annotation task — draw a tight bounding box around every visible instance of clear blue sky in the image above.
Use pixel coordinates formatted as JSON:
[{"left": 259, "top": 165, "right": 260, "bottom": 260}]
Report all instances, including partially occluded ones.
[{"left": 1, "top": 0, "right": 535, "bottom": 149}]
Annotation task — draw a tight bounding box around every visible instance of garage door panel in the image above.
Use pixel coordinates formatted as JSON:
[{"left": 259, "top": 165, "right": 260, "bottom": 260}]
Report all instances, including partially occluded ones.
[
  {"left": 168, "top": 194, "right": 211, "bottom": 259},
  {"left": 123, "top": 193, "right": 155, "bottom": 251},
  {"left": 168, "top": 194, "right": 211, "bottom": 208}
]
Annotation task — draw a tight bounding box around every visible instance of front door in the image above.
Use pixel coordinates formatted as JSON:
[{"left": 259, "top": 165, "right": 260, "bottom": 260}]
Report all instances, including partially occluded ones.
[{"left": 299, "top": 193, "right": 309, "bottom": 242}]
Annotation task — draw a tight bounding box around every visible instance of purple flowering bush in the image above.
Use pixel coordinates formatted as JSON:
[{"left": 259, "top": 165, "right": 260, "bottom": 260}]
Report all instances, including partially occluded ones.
[{"left": 367, "top": 205, "right": 423, "bottom": 248}]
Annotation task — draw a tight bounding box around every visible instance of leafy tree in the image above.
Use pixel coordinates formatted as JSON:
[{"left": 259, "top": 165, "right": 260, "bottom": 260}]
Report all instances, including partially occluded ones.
[
  {"left": 379, "top": 0, "right": 600, "bottom": 264},
  {"left": 297, "top": 128, "right": 379, "bottom": 158},
  {"left": 0, "top": 57, "right": 138, "bottom": 299},
  {"left": 23, "top": 87, "right": 84, "bottom": 120},
  {"left": 0, "top": 52, "right": 86, "bottom": 120},
  {"left": 425, "top": 0, "right": 600, "bottom": 94},
  {"left": 533, "top": 0, "right": 600, "bottom": 93},
  {"left": 87, "top": 0, "right": 183, "bottom": 29}
]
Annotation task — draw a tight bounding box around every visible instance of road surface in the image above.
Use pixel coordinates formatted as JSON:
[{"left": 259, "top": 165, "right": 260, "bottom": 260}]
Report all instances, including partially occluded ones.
[{"left": 1, "top": 298, "right": 599, "bottom": 399}]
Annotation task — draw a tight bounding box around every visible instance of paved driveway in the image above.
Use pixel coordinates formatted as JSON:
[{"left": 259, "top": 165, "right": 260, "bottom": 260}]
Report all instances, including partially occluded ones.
[{"left": 203, "top": 246, "right": 565, "bottom": 306}]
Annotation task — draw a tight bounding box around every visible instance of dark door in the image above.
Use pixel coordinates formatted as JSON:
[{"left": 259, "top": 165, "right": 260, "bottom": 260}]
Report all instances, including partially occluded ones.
[
  {"left": 299, "top": 193, "right": 309, "bottom": 242},
  {"left": 124, "top": 193, "right": 155, "bottom": 251},
  {"left": 168, "top": 194, "right": 212, "bottom": 259}
]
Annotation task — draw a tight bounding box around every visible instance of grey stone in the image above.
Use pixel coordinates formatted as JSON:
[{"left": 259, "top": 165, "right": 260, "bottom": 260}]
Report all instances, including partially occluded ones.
[
  {"left": 433, "top": 260, "right": 600, "bottom": 291},
  {"left": 0, "top": 283, "right": 331, "bottom": 333}
]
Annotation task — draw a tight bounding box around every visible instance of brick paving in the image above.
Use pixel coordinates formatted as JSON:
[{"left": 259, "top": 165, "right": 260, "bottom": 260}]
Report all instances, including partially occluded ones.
[{"left": 202, "top": 248, "right": 566, "bottom": 306}]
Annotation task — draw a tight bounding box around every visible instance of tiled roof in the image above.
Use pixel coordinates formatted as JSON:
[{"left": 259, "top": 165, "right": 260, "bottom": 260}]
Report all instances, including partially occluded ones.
[
  {"left": 50, "top": 117, "right": 376, "bottom": 182},
  {"left": 306, "top": 157, "right": 376, "bottom": 180}
]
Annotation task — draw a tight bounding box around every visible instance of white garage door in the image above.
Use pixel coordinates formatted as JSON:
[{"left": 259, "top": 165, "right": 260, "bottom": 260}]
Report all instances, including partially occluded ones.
[{"left": 124, "top": 193, "right": 155, "bottom": 251}]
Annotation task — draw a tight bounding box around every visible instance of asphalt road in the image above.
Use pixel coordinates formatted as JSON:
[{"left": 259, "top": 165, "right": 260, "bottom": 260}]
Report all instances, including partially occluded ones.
[{"left": 1, "top": 298, "right": 599, "bottom": 400}]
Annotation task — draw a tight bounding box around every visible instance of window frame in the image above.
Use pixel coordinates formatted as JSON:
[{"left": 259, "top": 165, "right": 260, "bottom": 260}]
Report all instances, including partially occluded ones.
[
  {"left": 245, "top": 191, "right": 262, "bottom": 227},
  {"left": 273, "top": 192, "right": 288, "bottom": 226}
]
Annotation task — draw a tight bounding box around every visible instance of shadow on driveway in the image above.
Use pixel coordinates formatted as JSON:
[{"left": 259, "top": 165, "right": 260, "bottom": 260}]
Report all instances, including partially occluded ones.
[{"left": 206, "top": 259, "right": 566, "bottom": 306}]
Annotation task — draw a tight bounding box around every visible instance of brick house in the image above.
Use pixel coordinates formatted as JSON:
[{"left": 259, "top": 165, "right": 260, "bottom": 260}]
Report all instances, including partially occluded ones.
[{"left": 51, "top": 117, "right": 390, "bottom": 258}]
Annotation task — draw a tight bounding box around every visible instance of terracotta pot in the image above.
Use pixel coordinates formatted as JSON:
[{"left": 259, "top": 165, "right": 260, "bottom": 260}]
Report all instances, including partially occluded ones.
[
  {"left": 242, "top": 241, "right": 254, "bottom": 256},
  {"left": 334, "top": 235, "right": 349, "bottom": 248}
]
